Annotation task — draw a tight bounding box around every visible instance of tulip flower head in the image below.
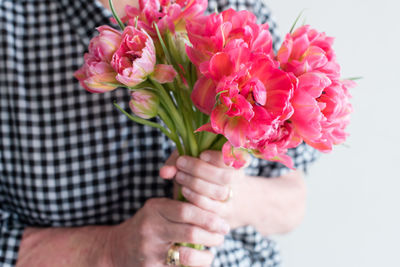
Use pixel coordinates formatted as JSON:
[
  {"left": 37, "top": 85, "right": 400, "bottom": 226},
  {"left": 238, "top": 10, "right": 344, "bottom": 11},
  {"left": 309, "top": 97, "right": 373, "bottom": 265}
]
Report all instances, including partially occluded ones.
[
  {"left": 111, "top": 26, "right": 156, "bottom": 87},
  {"left": 74, "top": 26, "right": 122, "bottom": 93}
]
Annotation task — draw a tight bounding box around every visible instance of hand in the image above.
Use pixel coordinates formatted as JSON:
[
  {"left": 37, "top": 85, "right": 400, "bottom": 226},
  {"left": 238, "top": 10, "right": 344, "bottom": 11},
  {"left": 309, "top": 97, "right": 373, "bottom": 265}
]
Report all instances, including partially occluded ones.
[
  {"left": 160, "top": 150, "right": 249, "bottom": 229},
  {"left": 106, "top": 197, "right": 229, "bottom": 267}
]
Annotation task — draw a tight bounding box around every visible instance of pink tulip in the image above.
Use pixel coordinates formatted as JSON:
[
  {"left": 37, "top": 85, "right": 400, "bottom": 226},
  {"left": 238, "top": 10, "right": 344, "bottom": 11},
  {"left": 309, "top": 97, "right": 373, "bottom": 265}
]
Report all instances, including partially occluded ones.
[
  {"left": 111, "top": 26, "right": 156, "bottom": 87},
  {"left": 121, "top": 0, "right": 207, "bottom": 36},
  {"left": 186, "top": 8, "right": 274, "bottom": 70},
  {"left": 277, "top": 25, "right": 340, "bottom": 79},
  {"left": 74, "top": 26, "right": 122, "bottom": 93},
  {"left": 129, "top": 89, "right": 159, "bottom": 119},
  {"left": 251, "top": 122, "right": 302, "bottom": 169},
  {"left": 222, "top": 142, "right": 250, "bottom": 169},
  {"left": 295, "top": 80, "right": 354, "bottom": 152},
  {"left": 91, "top": 26, "right": 123, "bottom": 62},
  {"left": 278, "top": 26, "right": 353, "bottom": 152},
  {"left": 205, "top": 51, "right": 295, "bottom": 146},
  {"left": 74, "top": 54, "right": 119, "bottom": 93}
]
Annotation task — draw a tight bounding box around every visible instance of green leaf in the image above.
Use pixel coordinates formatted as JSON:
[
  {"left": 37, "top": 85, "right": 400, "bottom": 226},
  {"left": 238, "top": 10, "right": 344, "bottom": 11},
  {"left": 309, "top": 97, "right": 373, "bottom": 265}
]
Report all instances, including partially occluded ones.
[
  {"left": 109, "top": 0, "right": 125, "bottom": 30},
  {"left": 345, "top": 76, "right": 363, "bottom": 81},
  {"left": 101, "top": 82, "right": 124, "bottom": 88},
  {"left": 290, "top": 9, "right": 306, "bottom": 34},
  {"left": 153, "top": 23, "right": 173, "bottom": 65},
  {"left": 113, "top": 101, "right": 174, "bottom": 139}
]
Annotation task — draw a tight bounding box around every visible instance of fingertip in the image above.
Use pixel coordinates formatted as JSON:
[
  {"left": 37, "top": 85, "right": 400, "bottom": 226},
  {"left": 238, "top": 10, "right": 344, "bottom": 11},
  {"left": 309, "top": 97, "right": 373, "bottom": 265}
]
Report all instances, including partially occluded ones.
[
  {"left": 159, "top": 165, "right": 177, "bottom": 179},
  {"left": 199, "top": 151, "right": 211, "bottom": 162}
]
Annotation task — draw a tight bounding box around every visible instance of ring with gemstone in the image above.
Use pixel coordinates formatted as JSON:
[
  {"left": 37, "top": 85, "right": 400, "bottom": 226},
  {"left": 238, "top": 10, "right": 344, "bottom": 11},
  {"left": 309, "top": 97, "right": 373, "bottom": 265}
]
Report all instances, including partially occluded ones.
[{"left": 166, "top": 244, "right": 180, "bottom": 266}]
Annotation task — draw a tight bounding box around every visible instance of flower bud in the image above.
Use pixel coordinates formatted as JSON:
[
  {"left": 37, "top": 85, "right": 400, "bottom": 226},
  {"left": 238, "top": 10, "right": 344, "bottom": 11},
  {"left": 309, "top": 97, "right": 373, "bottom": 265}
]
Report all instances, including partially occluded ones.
[{"left": 129, "top": 89, "right": 159, "bottom": 119}]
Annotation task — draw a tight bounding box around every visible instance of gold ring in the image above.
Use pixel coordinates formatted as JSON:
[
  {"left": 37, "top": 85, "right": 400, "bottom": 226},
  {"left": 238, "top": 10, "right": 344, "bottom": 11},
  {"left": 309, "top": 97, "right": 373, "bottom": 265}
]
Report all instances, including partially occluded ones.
[
  {"left": 166, "top": 244, "right": 180, "bottom": 266},
  {"left": 223, "top": 187, "right": 233, "bottom": 203}
]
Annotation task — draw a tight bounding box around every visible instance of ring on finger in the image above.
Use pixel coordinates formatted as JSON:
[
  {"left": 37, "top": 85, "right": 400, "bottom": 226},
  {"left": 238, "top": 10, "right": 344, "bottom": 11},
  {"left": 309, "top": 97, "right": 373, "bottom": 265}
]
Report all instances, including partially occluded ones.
[{"left": 166, "top": 244, "right": 180, "bottom": 266}]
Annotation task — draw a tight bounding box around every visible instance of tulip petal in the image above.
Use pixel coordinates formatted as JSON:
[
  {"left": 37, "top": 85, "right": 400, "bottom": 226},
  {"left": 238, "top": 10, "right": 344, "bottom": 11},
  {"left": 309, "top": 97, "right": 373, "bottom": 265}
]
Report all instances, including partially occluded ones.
[
  {"left": 222, "top": 141, "right": 249, "bottom": 169},
  {"left": 209, "top": 52, "right": 234, "bottom": 80},
  {"left": 192, "top": 76, "right": 217, "bottom": 115},
  {"left": 223, "top": 116, "right": 248, "bottom": 147},
  {"left": 152, "top": 64, "right": 177, "bottom": 83},
  {"left": 83, "top": 72, "right": 119, "bottom": 93},
  {"left": 195, "top": 122, "right": 217, "bottom": 134}
]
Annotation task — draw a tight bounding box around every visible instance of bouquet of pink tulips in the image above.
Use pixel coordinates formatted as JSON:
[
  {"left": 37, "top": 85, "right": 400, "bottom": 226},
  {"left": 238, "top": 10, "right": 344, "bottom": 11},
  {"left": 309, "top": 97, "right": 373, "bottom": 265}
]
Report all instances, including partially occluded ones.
[{"left": 75, "top": 0, "right": 354, "bottom": 250}]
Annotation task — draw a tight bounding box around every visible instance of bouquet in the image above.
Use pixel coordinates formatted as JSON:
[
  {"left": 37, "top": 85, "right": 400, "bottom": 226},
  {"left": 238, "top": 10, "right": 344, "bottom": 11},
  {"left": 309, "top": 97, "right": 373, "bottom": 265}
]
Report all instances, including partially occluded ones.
[{"left": 75, "top": 0, "right": 355, "bottom": 251}]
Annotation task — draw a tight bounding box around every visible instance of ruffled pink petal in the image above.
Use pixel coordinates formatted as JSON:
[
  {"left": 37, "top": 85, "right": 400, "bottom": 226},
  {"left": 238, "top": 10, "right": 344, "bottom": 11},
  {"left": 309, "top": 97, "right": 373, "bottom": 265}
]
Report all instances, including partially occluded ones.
[
  {"left": 222, "top": 142, "right": 249, "bottom": 169},
  {"left": 223, "top": 116, "right": 249, "bottom": 147},
  {"left": 152, "top": 64, "right": 177, "bottom": 83},
  {"left": 209, "top": 52, "right": 234, "bottom": 80},
  {"left": 191, "top": 76, "right": 217, "bottom": 115}
]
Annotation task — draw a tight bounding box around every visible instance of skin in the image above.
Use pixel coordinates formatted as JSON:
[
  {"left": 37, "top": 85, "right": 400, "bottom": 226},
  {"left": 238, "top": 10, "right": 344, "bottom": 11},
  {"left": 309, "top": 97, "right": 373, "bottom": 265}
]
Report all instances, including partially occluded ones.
[
  {"left": 16, "top": 1, "right": 307, "bottom": 266},
  {"left": 17, "top": 150, "right": 306, "bottom": 267}
]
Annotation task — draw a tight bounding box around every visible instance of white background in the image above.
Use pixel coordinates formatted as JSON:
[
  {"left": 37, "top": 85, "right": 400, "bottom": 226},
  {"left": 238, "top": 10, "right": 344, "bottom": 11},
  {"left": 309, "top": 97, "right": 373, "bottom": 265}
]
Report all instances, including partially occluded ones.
[{"left": 266, "top": 0, "right": 400, "bottom": 266}]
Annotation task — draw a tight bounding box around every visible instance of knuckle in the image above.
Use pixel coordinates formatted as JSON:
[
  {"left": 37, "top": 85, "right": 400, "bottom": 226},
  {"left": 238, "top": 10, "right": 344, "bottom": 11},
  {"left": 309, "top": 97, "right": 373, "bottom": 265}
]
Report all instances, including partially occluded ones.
[
  {"left": 214, "top": 187, "right": 227, "bottom": 200},
  {"left": 207, "top": 216, "right": 221, "bottom": 231},
  {"left": 177, "top": 203, "right": 193, "bottom": 221},
  {"left": 144, "top": 198, "right": 159, "bottom": 209},
  {"left": 179, "top": 248, "right": 194, "bottom": 265},
  {"left": 190, "top": 178, "right": 200, "bottom": 189},
  {"left": 137, "top": 220, "right": 153, "bottom": 237},
  {"left": 137, "top": 240, "right": 150, "bottom": 254},
  {"left": 184, "top": 226, "right": 198, "bottom": 243},
  {"left": 219, "top": 171, "right": 232, "bottom": 185}
]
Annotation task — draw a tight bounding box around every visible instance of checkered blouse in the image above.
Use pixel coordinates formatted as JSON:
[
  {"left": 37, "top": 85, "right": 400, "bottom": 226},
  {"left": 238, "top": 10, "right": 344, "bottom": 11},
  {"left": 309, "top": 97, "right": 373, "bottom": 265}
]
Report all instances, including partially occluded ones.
[{"left": 0, "top": 0, "right": 318, "bottom": 266}]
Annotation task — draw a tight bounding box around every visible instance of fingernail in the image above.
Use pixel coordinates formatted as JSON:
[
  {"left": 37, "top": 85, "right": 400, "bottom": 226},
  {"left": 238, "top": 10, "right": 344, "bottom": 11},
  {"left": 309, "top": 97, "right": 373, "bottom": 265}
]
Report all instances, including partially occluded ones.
[
  {"left": 177, "top": 157, "right": 187, "bottom": 168},
  {"left": 220, "top": 221, "right": 230, "bottom": 234},
  {"left": 200, "top": 152, "right": 210, "bottom": 162}
]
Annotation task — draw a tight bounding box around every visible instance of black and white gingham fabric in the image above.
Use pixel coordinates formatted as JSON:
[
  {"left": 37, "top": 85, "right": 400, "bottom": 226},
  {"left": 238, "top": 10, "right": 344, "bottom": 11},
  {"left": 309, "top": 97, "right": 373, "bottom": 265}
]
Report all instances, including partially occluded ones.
[{"left": 0, "top": 0, "right": 318, "bottom": 266}]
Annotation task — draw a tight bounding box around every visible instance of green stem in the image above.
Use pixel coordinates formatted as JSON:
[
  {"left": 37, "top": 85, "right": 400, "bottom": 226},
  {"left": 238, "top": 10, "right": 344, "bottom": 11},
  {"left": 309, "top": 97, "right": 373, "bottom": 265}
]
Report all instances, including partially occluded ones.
[
  {"left": 158, "top": 106, "right": 184, "bottom": 155},
  {"left": 149, "top": 79, "right": 187, "bottom": 141},
  {"left": 158, "top": 105, "right": 176, "bottom": 133},
  {"left": 109, "top": 0, "right": 125, "bottom": 30},
  {"left": 209, "top": 135, "right": 227, "bottom": 151},
  {"left": 113, "top": 102, "right": 174, "bottom": 140},
  {"left": 198, "top": 131, "right": 219, "bottom": 152}
]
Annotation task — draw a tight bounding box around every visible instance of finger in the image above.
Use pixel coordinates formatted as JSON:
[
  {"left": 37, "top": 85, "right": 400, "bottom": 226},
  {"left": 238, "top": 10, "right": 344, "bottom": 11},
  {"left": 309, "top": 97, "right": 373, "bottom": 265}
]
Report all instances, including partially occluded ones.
[
  {"left": 181, "top": 186, "right": 227, "bottom": 217},
  {"left": 199, "top": 150, "right": 226, "bottom": 168},
  {"left": 157, "top": 199, "right": 230, "bottom": 235},
  {"left": 176, "top": 156, "right": 232, "bottom": 185},
  {"left": 160, "top": 150, "right": 179, "bottom": 179},
  {"left": 178, "top": 246, "right": 214, "bottom": 267},
  {"left": 163, "top": 222, "right": 225, "bottom": 247},
  {"left": 175, "top": 171, "right": 230, "bottom": 202}
]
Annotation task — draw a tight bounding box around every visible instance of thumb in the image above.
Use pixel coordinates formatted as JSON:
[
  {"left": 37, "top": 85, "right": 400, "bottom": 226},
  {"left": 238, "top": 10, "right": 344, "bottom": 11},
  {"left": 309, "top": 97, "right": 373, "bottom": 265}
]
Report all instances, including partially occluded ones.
[{"left": 159, "top": 150, "right": 179, "bottom": 179}]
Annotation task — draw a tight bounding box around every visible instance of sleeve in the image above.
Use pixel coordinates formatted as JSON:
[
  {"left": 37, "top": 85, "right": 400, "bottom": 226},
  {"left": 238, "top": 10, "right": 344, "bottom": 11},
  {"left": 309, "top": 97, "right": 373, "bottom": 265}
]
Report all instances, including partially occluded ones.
[{"left": 0, "top": 205, "right": 26, "bottom": 267}]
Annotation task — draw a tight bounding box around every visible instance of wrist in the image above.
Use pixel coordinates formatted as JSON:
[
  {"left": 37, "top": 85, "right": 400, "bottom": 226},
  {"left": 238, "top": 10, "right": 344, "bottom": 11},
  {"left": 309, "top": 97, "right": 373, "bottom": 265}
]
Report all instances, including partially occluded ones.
[
  {"left": 229, "top": 172, "right": 253, "bottom": 228},
  {"left": 92, "top": 225, "right": 117, "bottom": 267}
]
